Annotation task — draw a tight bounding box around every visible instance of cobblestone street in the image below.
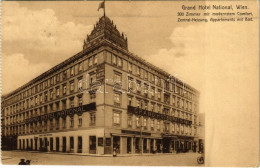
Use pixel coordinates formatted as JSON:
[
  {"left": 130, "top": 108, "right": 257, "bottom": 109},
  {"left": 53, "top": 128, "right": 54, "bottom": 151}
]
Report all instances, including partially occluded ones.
[{"left": 1, "top": 151, "right": 204, "bottom": 166}]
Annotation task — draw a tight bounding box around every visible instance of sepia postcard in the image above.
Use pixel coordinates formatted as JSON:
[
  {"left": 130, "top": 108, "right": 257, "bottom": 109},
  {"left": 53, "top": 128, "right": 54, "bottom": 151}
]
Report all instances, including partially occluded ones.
[{"left": 0, "top": 0, "right": 259, "bottom": 167}]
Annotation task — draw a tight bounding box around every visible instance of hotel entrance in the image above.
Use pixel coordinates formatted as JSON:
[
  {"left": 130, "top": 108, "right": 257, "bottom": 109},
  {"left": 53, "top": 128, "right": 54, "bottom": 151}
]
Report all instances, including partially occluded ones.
[
  {"left": 113, "top": 136, "right": 120, "bottom": 154},
  {"left": 162, "top": 138, "right": 171, "bottom": 153}
]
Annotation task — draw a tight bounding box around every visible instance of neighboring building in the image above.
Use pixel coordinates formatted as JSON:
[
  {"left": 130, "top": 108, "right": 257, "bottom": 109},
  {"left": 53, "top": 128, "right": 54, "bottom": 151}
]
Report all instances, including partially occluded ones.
[
  {"left": 1, "top": 15, "right": 200, "bottom": 154},
  {"left": 198, "top": 113, "right": 205, "bottom": 153}
]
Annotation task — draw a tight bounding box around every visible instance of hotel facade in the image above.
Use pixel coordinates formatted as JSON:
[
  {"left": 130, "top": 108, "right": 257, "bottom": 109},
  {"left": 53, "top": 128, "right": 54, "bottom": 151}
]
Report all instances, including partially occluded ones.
[{"left": 1, "top": 16, "right": 200, "bottom": 155}]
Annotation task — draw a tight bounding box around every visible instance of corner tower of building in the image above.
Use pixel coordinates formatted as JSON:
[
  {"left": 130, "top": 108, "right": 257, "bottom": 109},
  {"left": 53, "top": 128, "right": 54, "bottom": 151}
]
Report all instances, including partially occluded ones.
[{"left": 83, "top": 16, "right": 128, "bottom": 50}]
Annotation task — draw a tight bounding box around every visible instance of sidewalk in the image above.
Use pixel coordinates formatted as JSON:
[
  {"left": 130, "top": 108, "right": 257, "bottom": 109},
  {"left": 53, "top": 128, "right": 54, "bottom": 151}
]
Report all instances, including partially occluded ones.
[{"left": 12, "top": 150, "right": 195, "bottom": 157}]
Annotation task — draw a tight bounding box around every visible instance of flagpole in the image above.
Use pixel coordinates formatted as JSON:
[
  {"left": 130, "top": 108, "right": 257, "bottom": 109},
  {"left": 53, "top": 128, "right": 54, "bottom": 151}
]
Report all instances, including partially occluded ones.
[{"left": 104, "top": 0, "right": 106, "bottom": 17}]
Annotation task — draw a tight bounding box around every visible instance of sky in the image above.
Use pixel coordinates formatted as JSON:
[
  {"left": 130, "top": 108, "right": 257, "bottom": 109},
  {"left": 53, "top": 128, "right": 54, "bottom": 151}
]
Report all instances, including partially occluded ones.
[
  {"left": 1, "top": 1, "right": 259, "bottom": 166},
  {"left": 2, "top": 1, "right": 206, "bottom": 96}
]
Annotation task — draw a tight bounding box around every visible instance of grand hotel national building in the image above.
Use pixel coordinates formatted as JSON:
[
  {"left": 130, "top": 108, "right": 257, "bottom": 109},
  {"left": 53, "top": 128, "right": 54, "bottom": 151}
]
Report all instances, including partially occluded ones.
[{"left": 1, "top": 15, "right": 200, "bottom": 155}]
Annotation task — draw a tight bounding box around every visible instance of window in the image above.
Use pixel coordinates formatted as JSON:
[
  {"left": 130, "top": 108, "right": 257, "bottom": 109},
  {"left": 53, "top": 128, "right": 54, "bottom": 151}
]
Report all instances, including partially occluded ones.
[
  {"left": 63, "top": 84, "right": 67, "bottom": 95},
  {"left": 136, "top": 116, "right": 140, "bottom": 127},
  {"left": 78, "top": 79, "right": 83, "bottom": 91},
  {"left": 114, "top": 92, "right": 121, "bottom": 106},
  {"left": 113, "top": 112, "right": 120, "bottom": 125},
  {"left": 50, "top": 90, "right": 54, "bottom": 99},
  {"left": 79, "top": 62, "right": 83, "bottom": 72},
  {"left": 127, "top": 96, "right": 132, "bottom": 106},
  {"left": 94, "top": 55, "right": 98, "bottom": 65},
  {"left": 127, "top": 77, "right": 134, "bottom": 91},
  {"left": 55, "top": 102, "right": 60, "bottom": 111},
  {"left": 50, "top": 103, "right": 53, "bottom": 111},
  {"left": 70, "top": 98, "right": 74, "bottom": 108},
  {"left": 172, "top": 124, "right": 175, "bottom": 132},
  {"left": 56, "top": 87, "right": 60, "bottom": 97},
  {"left": 89, "top": 57, "right": 93, "bottom": 67},
  {"left": 164, "top": 122, "right": 170, "bottom": 132},
  {"left": 56, "top": 118, "right": 59, "bottom": 129},
  {"left": 78, "top": 97, "right": 83, "bottom": 106},
  {"left": 70, "top": 117, "right": 74, "bottom": 128},
  {"left": 63, "top": 71, "right": 67, "bottom": 80},
  {"left": 78, "top": 116, "right": 82, "bottom": 127},
  {"left": 164, "top": 94, "right": 170, "bottom": 104},
  {"left": 144, "top": 70, "right": 148, "bottom": 79},
  {"left": 177, "top": 98, "right": 180, "bottom": 107},
  {"left": 56, "top": 74, "right": 60, "bottom": 82},
  {"left": 157, "top": 90, "right": 161, "bottom": 100},
  {"left": 136, "top": 99, "right": 140, "bottom": 108},
  {"left": 157, "top": 121, "right": 160, "bottom": 131},
  {"left": 136, "top": 66, "right": 140, "bottom": 76},
  {"left": 144, "top": 101, "right": 148, "bottom": 110},
  {"left": 127, "top": 115, "right": 132, "bottom": 127},
  {"left": 90, "top": 73, "right": 96, "bottom": 84},
  {"left": 143, "top": 118, "right": 147, "bottom": 129},
  {"left": 62, "top": 118, "right": 66, "bottom": 128},
  {"left": 90, "top": 113, "right": 96, "bottom": 125},
  {"left": 90, "top": 93, "right": 96, "bottom": 102},
  {"left": 70, "top": 67, "right": 74, "bottom": 76},
  {"left": 181, "top": 99, "right": 184, "bottom": 108},
  {"left": 128, "top": 62, "right": 132, "bottom": 72},
  {"left": 136, "top": 80, "right": 141, "bottom": 93},
  {"left": 50, "top": 119, "right": 54, "bottom": 130},
  {"left": 118, "top": 57, "right": 122, "bottom": 67},
  {"left": 112, "top": 54, "right": 117, "bottom": 65},
  {"left": 151, "top": 87, "right": 155, "bottom": 98},
  {"left": 172, "top": 96, "right": 175, "bottom": 106},
  {"left": 157, "top": 105, "right": 161, "bottom": 113},
  {"left": 151, "top": 103, "right": 155, "bottom": 111},
  {"left": 70, "top": 81, "right": 74, "bottom": 92},
  {"left": 151, "top": 120, "right": 154, "bottom": 130},
  {"left": 51, "top": 77, "right": 54, "bottom": 86},
  {"left": 35, "top": 96, "right": 38, "bottom": 104},
  {"left": 44, "top": 92, "right": 48, "bottom": 101},
  {"left": 114, "top": 71, "right": 122, "bottom": 84},
  {"left": 62, "top": 100, "right": 67, "bottom": 110}
]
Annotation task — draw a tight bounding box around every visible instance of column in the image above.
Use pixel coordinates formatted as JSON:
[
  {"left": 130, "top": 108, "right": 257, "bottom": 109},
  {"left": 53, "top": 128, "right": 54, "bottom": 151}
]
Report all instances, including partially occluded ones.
[
  {"left": 153, "top": 139, "right": 156, "bottom": 152},
  {"left": 74, "top": 136, "right": 78, "bottom": 153},
  {"left": 32, "top": 138, "right": 35, "bottom": 150},
  {"left": 147, "top": 139, "right": 150, "bottom": 153},
  {"left": 131, "top": 137, "right": 134, "bottom": 154},
  {"left": 59, "top": 137, "right": 63, "bottom": 152},
  {"left": 17, "top": 139, "right": 20, "bottom": 150},
  {"left": 140, "top": 138, "right": 143, "bottom": 154},
  {"left": 47, "top": 137, "right": 50, "bottom": 152},
  {"left": 120, "top": 136, "right": 123, "bottom": 154},
  {"left": 82, "top": 135, "right": 89, "bottom": 153},
  {"left": 37, "top": 138, "right": 40, "bottom": 151},
  {"left": 66, "top": 136, "right": 70, "bottom": 152},
  {"left": 53, "top": 137, "right": 56, "bottom": 152}
]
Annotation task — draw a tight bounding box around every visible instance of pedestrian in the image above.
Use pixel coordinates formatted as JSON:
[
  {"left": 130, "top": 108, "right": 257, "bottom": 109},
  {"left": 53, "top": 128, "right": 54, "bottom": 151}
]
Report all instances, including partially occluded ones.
[
  {"left": 18, "top": 159, "right": 27, "bottom": 165},
  {"left": 26, "top": 160, "right": 31, "bottom": 165},
  {"left": 113, "top": 147, "right": 117, "bottom": 157}
]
